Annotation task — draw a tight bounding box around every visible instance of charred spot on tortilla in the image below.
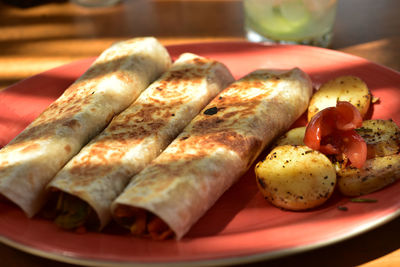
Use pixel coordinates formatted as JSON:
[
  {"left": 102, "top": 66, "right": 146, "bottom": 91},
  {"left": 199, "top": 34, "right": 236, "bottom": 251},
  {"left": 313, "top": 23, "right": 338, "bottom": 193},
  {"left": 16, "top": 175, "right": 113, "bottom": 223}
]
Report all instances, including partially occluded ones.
[
  {"left": 20, "top": 143, "right": 41, "bottom": 153},
  {"left": 164, "top": 67, "right": 203, "bottom": 84},
  {"left": 197, "top": 131, "right": 262, "bottom": 161},
  {"left": 203, "top": 106, "right": 218, "bottom": 115},
  {"left": 62, "top": 119, "right": 81, "bottom": 130},
  {"left": 193, "top": 57, "right": 207, "bottom": 65},
  {"left": 64, "top": 145, "right": 72, "bottom": 153}
]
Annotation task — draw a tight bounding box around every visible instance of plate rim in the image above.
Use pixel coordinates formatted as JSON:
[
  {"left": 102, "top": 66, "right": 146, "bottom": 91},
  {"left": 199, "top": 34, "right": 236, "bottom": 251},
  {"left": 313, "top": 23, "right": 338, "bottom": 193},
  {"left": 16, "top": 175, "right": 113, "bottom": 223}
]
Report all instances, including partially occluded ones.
[{"left": 1, "top": 210, "right": 399, "bottom": 267}]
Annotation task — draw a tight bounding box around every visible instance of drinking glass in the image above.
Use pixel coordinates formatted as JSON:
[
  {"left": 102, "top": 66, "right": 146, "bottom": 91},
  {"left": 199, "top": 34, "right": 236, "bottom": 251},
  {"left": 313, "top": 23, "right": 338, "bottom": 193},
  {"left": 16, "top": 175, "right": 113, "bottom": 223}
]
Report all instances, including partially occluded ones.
[
  {"left": 244, "top": 0, "right": 338, "bottom": 47},
  {"left": 71, "top": 0, "right": 121, "bottom": 7}
]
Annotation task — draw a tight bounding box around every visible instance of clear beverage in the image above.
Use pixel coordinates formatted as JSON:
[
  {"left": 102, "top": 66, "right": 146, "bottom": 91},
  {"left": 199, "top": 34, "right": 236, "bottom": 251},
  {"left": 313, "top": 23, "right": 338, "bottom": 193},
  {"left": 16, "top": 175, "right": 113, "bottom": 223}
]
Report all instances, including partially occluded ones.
[
  {"left": 71, "top": 0, "right": 120, "bottom": 7},
  {"left": 244, "top": 0, "right": 337, "bottom": 47}
]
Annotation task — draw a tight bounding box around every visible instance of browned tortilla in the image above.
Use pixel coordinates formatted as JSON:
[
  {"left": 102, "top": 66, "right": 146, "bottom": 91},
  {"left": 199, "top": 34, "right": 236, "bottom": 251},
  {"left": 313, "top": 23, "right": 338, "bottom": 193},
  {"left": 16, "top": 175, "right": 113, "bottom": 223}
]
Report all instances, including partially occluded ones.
[
  {"left": 0, "top": 37, "right": 171, "bottom": 217},
  {"left": 111, "top": 68, "right": 313, "bottom": 239},
  {"left": 46, "top": 53, "right": 234, "bottom": 229}
]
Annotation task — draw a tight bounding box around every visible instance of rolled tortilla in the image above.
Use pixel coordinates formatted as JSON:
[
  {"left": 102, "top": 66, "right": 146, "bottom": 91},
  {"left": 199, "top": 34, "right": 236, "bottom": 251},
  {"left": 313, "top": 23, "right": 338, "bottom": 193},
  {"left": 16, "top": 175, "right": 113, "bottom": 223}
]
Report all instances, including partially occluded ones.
[
  {"left": 45, "top": 53, "right": 234, "bottom": 230},
  {"left": 112, "top": 68, "right": 313, "bottom": 239},
  {"left": 0, "top": 37, "right": 171, "bottom": 217}
]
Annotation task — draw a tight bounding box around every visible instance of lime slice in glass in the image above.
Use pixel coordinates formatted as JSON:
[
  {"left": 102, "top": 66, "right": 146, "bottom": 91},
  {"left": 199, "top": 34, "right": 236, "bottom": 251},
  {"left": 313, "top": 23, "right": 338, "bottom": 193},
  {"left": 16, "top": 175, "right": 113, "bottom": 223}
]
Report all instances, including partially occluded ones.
[
  {"left": 245, "top": 0, "right": 312, "bottom": 39},
  {"left": 279, "top": 0, "right": 310, "bottom": 28}
]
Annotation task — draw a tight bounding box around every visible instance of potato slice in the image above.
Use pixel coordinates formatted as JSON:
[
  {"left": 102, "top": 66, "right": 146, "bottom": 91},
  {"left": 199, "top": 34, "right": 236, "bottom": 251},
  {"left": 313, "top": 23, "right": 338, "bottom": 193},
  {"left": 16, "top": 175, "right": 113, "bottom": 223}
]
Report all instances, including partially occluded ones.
[
  {"left": 255, "top": 145, "right": 336, "bottom": 210},
  {"left": 273, "top": 127, "right": 306, "bottom": 147},
  {"left": 307, "top": 76, "right": 371, "bottom": 121},
  {"left": 337, "top": 154, "right": 400, "bottom": 196},
  {"left": 356, "top": 119, "right": 400, "bottom": 158}
]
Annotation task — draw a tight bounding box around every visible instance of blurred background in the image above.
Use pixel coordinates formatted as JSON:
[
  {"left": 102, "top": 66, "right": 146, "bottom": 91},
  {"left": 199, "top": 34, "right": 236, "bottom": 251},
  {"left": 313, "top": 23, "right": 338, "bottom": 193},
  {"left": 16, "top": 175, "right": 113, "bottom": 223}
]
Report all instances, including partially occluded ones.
[{"left": 0, "top": 0, "right": 399, "bottom": 91}]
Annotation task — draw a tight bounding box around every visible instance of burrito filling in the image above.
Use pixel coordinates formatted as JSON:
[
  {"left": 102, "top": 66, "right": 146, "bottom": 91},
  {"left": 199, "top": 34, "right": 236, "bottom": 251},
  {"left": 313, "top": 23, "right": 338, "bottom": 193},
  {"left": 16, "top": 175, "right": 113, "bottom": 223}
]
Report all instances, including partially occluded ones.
[
  {"left": 114, "top": 205, "right": 174, "bottom": 240},
  {"left": 42, "top": 191, "right": 100, "bottom": 232}
]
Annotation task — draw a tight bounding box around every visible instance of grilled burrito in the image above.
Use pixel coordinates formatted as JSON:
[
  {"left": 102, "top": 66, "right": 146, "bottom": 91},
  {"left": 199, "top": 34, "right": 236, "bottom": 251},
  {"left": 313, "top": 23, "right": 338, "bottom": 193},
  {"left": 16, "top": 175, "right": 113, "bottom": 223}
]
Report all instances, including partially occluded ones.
[
  {"left": 0, "top": 37, "right": 171, "bottom": 217},
  {"left": 44, "top": 53, "right": 234, "bottom": 231},
  {"left": 112, "top": 68, "right": 313, "bottom": 240}
]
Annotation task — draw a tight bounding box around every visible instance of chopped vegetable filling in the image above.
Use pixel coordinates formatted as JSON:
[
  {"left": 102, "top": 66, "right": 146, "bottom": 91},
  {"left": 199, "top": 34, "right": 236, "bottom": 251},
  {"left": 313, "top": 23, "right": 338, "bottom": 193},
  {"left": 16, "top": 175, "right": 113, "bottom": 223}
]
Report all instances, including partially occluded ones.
[
  {"left": 114, "top": 206, "right": 174, "bottom": 240},
  {"left": 46, "top": 192, "right": 100, "bottom": 231}
]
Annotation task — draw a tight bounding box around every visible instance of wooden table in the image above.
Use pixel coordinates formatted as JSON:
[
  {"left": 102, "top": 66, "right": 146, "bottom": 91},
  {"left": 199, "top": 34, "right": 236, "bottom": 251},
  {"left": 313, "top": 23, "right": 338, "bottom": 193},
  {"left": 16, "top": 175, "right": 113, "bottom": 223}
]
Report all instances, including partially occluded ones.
[{"left": 0, "top": 0, "right": 399, "bottom": 266}]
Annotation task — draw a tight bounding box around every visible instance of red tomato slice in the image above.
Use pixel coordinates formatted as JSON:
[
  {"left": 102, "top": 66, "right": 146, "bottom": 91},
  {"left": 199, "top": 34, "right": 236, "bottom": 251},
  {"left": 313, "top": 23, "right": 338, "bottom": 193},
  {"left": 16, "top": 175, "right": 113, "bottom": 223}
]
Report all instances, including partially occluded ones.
[
  {"left": 341, "top": 130, "right": 367, "bottom": 169},
  {"left": 303, "top": 107, "right": 337, "bottom": 150},
  {"left": 335, "top": 101, "right": 363, "bottom": 131},
  {"left": 304, "top": 101, "right": 367, "bottom": 168}
]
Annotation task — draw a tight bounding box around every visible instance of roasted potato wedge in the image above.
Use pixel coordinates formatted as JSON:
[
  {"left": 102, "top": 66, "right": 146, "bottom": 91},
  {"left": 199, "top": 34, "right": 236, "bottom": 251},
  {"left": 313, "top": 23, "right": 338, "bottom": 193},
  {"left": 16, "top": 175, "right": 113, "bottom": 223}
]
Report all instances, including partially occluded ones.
[
  {"left": 356, "top": 119, "right": 400, "bottom": 158},
  {"left": 337, "top": 154, "right": 400, "bottom": 196},
  {"left": 307, "top": 76, "right": 371, "bottom": 121},
  {"left": 273, "top": 127, "right": 306, "bottom": 147},
  {"left": 255, "top": 145, "right": 336, "bottom": 210}
]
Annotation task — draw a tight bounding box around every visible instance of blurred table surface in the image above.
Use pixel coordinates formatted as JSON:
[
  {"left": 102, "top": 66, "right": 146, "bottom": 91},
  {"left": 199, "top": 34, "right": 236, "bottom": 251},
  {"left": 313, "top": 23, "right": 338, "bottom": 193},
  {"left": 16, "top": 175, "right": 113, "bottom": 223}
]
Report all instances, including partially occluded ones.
[{"left": 0, "top": 0, "right": 399, "bottom": 266}]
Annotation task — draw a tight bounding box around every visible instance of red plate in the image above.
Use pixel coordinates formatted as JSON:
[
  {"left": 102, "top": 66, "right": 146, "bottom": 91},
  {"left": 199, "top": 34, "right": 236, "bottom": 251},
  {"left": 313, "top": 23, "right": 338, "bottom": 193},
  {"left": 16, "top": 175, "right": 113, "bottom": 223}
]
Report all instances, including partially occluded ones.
[{"left": 0, "top": 42, "right": 399, "bottom": 266}]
